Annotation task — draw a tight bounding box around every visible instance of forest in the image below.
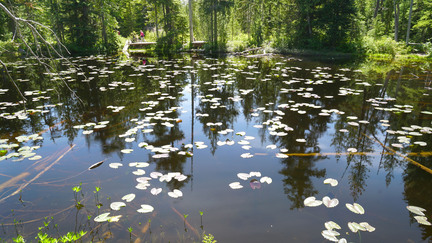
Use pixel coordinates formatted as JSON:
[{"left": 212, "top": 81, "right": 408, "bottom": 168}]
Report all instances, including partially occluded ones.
[{"left": 0, "top": 0, "right": 431, "bottom": 57}]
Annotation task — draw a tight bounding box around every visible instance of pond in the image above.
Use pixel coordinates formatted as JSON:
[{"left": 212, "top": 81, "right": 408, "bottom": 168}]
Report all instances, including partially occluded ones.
[{"left": 0, "top": 54, "right": 431, "bottom": 242}]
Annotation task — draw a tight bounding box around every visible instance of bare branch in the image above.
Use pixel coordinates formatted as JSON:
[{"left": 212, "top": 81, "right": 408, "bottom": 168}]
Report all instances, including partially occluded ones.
[
  {"left": 0, "top": 59, "right": 27, "bottom": 101},
  {"left": 0, "top": 3, "right": 83, "bottom": 104}
]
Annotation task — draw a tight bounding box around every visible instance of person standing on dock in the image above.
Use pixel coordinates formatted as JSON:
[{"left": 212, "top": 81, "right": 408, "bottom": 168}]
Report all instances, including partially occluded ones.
[{"left": 140, "top": 30, "right": 145, "bottom": 42}]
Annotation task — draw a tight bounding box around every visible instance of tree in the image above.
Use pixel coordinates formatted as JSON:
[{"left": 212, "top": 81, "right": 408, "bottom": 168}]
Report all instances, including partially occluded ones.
[{"left": 406, "top": 0, "right": 414, "bottom": 44}]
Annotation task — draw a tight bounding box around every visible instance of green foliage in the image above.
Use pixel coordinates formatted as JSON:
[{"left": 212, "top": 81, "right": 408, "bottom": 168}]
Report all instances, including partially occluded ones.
[
  {"left": 12, "top": 235, "right": 25, "bottom": 243},
  {"left": 202, "top": 233, "right": 217, "bottom": 243},
  {"left": 155, "top": 0, "right": 187, "bottom": 56},
  {"left": 362, "top": 36, "right": 409, "bottom": 57},
  {"left": 226, "top": 34, "right": 248, "bottom": 52},
  {"left": 2, "top": 0, "right": 432, "bottom": 56}
]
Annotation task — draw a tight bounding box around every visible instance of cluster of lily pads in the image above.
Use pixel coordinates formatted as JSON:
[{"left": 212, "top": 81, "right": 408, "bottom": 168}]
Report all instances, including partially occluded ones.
[
  {"left": 0, "top": 134, "right": 43, "bottom": 161},
  {"left": 304, "top": 178, "right": 375, "bottom": 242},
  {"left": 229, "top": 172, "right": 272, "bottom": 190},
  {"left": 406, "top": 206, "right": 432, "bottom": 226},
  {"left": 94, "top": 161, "right": 188, "bottom": 223},
  {"left": 73, "top": 121, "right": 110, "bottom": 135}
]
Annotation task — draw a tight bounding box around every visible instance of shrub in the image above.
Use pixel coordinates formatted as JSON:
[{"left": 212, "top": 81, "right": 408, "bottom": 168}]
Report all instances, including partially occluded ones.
[{"left": 362, "top": 36, "right": 409, "bottom": 57}]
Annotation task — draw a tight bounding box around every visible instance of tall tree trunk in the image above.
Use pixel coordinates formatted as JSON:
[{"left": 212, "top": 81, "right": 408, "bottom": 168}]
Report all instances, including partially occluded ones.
[
  {"left": 101, "top": 1, "right": 107, "bottom": 48},
  {"left": 394, "top": 0, "right": 399, "bottom": 41},
  {"left": 155, "top": 3, "right": 159, "bottom": 38},
  {"left": 214, "top": 0, "right": 218, "bottom": 48},
  {"left": 406, "top": 0, "right": 414, "bottom": 44},
  {"left": 373, "top": 0, "right": 380, "bottom": 18},
  {"left": 307, "top": 12, "right": 312, "bottom": 35},
  {"left": 210, "top": 3, "right": 213, "bottom": 44},
  {"left": 188, "top": 0, "right": 194, "bottom": 45}
]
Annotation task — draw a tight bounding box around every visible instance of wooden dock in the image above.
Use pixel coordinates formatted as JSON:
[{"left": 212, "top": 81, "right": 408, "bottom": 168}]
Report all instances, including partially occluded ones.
[
  {"left": 122, "top": 40, "right": 207, "bottom": 57},
  {"left": 129, "top": 42, "right": 157, "bottom": 48}
]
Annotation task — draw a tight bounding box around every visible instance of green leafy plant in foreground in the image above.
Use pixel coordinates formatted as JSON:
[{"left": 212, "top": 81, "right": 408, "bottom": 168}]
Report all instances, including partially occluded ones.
[
  {"left": 202, "top": 233, "right": 216, "bottom": 243},
  {"left": 37, "top": 230, "right": 87, "bottom": 243},
  {"left": 72, "top": 183, "right": 84, "bottom": 210}
]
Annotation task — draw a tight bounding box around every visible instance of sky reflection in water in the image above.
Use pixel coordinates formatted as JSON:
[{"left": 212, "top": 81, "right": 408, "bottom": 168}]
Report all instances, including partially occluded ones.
[{"left": 0, "top": 55, "right": 431, "bottom": 242}]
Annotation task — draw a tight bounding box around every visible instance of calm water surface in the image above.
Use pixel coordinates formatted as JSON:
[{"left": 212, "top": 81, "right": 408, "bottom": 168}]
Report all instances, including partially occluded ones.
[{"left": 0, "top": 54, "right": 431, "bottom": 242}]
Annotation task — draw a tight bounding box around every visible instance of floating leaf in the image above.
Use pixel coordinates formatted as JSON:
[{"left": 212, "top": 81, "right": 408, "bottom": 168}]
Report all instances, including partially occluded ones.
[
  {"left": 325, "top": 221, "right": 341, "bottom": 231},
  {"left": 323, "top": 178, "right": 338, "bottom": 187},
  {"left": 321, "top": 230, "right": 339, "bottom": 242},
  {"left": 151, "top": 188, "right": 162, "bottom": 195},
  {"left": 414, "top": 216, "right": 432, "bottom": 225},
  {"left": 322, "top": 196, "right": 339, "bottom": 208},
  {"left": 150, "top": 172, "right": 163, "bottom": 178},
  {"left": 240, "top": 153, "right": 253, "bottom": 158},
  {"left": 266, "top": 144, "right": 277, "bottom": 150},
  {"left": 110, "top": 202, "right": 126, "bottom": 211},
  {"left": 109, "top": 163, "right": 123, "bottom": 169},
  {"left": 304, "top": 196, "right": 323, "bottom": 207},
  {"left": 94, "top": 213, "right": 111, "bottom": 222},
  {"left": 28, "top": 155, "right": 42, "bottom": 160},
  {"left": 108, "top": 215, "right": 122, "bottom": 222},
  {"left": 237, "top": 173, "right": 250, "bottom": 180},
  {"left": 347, "top": 148, "right": 357, "bottom": 153},
  {"left": 229, "top": 182, "right": 243, "bottom": 189},
  {"left": 346, "top": 203, "right": 365, "bottom": 214},
  {"left": 260, "top": 176, "right": 272, "bottom": 184},
  {"left": 407, "top": 205, "right": 426, "bottom": 216},
  {"left": 132, "top": 169, "right": 146, "bottom": 175},
  {"left": 137, "top": 205, "right": 154, "bottom": 213},
  {"left": 359, "top": 222, "right": 376, "bottom": 232},
  {"left": 275, "top": 153, "right": 288, "bottom": 158},
  {"left": 121, "top": 149, "right": 133, "bottom": 154},
  {"left": 168, "top": 189, "right": 183, "bottom": 198},
  {"left": 121, "top": 193, "right": 135, "bottom": 202}
]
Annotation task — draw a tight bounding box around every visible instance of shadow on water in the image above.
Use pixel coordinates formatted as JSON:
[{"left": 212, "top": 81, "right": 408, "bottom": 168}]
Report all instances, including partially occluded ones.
[{"left": 0, "top": 54, "right": 431, "bottom": 242}]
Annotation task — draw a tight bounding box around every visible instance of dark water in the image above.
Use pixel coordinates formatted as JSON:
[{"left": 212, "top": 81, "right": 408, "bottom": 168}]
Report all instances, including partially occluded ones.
[{"left": 0, "top": 54, "right": 431, "bottom": 242}]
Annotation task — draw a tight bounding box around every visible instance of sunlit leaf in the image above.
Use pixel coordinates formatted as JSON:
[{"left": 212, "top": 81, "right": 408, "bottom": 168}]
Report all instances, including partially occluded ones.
[
  {"left": 346, "top": 203, "right": 365, "bottom": 214},
  {"left": 322, "top": 196, "right": 339, "bottom": 208},
  {"left": 137, "top": 205, "right": 154, "bottom": 213},
  {"left": 121, "top": 149, "right": 133, "bottom": 154},
  {"left": 304, "top": 196, "right": 322, "bottom": 207},
  {"left": 132, "top": 169, "right": 146, "bottom": 175},
  {"left": 94, "top": 213, "right": 111, "bottom": 222},
  {"left": 108, "top": 215, "right": 122, "bottom": 222},
  {"left": 321, "top": 230, "right": 339, "bottom": 242},
  {"left": 151, "top": 188, "right": 162, "bottom": 195},
  {"left": 359, "top": 222, "right": 376, "bottom": 232},
  {"left": 229, "top": 182, "right": 243, "bottom": 189},
  {"left": 237, "top": 173, "right": 250, "bottom": 180},
  {"left": 407, "top": 205, "right": 426, "bottom": 216},
  {"left": 260, "top": 176, "right": 272, "bottom": 184},
  {"left": 414, "top": 216, "right": 432, "bottom": 225},
  {"left": 109, "top": 162, "right": 123, "bottom": 169},
  {"left": 121, "top": 193, "right": 135, "bottom": 202},
  {"left": 110, "top": 202, "right": 126, "bottom": 211},
  {"left": 168, "top": 189, "right": 183, "bottom": 198},
  {"left": 323, "top": 178, "right": 338, "bottom": 187},
  {"left": 325, "top": 221, "right": 341, "bottom": 231}
]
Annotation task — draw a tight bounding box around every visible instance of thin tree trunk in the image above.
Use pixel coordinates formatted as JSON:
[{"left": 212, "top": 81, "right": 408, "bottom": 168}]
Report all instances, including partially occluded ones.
[
  {"left": 394, "top": 0, "right": 399, "bottom": 41},
  {"left": 101, "top": 1, "right": 107, "bottom": 48},
  {"left": 373, "top": 0, "right": 380, "bottom": 18},
  {"left": 188, "top": 0, "right": 194, "bottom": 45},
  {"left": 155, "top": 3, "right": 159, "bottom": 38},
  {"left": 214, "top": 0, "right": 218, "bottom": 48},
  {"left": 210, "top": 3, "right": 213, "bottom": 44},
  {"left": 406, "top": 0, "right": 414, "bottom": 44}
]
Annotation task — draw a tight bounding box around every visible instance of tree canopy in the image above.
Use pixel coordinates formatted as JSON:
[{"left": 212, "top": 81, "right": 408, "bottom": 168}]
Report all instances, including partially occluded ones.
[{"left": 0, "top": 0, "right": 431, "bottom": 55}]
